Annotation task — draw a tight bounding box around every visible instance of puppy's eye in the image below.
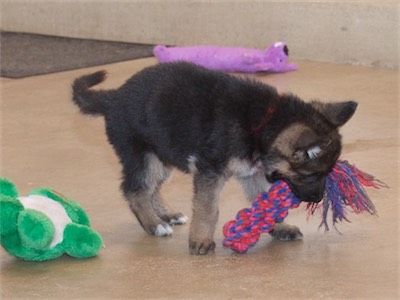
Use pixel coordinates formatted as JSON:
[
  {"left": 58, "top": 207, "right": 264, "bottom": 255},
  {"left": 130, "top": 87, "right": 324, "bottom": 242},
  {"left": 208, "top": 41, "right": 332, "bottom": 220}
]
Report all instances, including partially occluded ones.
[{"left": 306, "top": 146, "right": 321, "bottom": 160}]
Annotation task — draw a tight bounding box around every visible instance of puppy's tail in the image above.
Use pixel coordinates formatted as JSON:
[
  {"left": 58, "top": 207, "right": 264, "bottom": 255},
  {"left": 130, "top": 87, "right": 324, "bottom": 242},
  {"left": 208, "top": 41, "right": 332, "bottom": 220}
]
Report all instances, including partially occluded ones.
[{"left": 72, "top": 70, "right": 113, "bottom": 116}]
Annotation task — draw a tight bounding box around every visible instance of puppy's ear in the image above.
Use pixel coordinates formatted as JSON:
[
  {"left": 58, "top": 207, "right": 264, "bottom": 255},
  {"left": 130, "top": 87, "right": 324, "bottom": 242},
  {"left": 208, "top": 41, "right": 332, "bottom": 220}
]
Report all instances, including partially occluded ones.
[{"left": 312, "top": 101, "right": 358, "bottom": 127}]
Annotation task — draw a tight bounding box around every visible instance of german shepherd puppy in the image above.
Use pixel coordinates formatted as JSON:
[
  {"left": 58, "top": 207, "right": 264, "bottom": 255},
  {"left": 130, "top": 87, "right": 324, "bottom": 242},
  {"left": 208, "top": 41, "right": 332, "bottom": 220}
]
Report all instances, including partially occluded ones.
[{"left": 72, "top": 62, "right": 357, "bottom": 255}]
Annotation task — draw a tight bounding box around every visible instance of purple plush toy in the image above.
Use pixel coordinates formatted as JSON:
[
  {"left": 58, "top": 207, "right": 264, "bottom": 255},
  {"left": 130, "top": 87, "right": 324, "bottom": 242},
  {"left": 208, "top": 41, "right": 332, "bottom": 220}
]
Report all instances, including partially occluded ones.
[{"left": 153, "top": 42, "right": 297, "bottom": 73}]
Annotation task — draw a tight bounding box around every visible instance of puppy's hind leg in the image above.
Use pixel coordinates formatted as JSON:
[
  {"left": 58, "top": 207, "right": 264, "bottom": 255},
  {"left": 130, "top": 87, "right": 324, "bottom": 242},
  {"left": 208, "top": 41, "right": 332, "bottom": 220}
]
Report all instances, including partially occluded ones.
[
  {"left": 145, "top": 153, "right": 188, "bottom": 226},
  {"left": 116, "top": 141, "right": 176, "bottom": 236},
  {"left": 151, "top": 187, "right": 188, "bottom": 226},
  {"left": 126, "top": 190, "right": 174, "bottom": 236}
]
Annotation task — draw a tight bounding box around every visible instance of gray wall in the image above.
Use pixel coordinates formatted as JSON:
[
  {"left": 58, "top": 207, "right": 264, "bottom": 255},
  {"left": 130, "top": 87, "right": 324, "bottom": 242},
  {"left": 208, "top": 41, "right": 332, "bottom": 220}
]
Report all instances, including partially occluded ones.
[{"left": 1, "top": 0, "right": 398, "bottom": 68}]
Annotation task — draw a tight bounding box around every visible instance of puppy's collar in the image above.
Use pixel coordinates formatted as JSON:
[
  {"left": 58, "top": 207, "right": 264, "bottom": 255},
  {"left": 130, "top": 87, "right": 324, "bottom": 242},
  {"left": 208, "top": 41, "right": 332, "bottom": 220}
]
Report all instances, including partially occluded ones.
[{"left": 251, "top": 104, "right": 277, "bottom": 136}]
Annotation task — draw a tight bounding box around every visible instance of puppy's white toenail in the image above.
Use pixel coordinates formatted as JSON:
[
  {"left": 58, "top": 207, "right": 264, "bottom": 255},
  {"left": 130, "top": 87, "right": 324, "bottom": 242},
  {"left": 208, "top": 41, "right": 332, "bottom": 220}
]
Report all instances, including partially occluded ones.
[
  {"left": 155, "top": 224, "right": 173, "bottom": 236},
  {"left": 170, "top": 215, "right": 188, "bottom": 225}
]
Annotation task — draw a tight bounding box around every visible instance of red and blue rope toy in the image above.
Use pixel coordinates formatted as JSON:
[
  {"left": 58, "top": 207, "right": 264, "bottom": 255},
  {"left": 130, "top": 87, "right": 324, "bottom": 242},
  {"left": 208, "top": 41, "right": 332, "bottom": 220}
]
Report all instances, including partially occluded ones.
[{"left": 223, "top": 160, "right": 384, "bottom": 253}]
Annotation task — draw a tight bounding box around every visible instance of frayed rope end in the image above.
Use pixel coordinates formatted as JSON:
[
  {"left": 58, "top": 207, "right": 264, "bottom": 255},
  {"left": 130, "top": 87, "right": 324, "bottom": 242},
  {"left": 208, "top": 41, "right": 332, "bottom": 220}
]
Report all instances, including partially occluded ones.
[{"left": 307, "top": 160, "right": 385, "bottom": 231}]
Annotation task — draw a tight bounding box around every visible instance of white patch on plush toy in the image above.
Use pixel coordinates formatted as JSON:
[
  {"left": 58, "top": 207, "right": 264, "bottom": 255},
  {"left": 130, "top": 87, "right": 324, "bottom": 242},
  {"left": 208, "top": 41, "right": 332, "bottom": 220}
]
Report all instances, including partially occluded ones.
[
  {"left": 274, "top": 42, "right": 284, "bottom": 47},
  {"left": 18, "top": 195, "right": 72, "bottom": 247}
]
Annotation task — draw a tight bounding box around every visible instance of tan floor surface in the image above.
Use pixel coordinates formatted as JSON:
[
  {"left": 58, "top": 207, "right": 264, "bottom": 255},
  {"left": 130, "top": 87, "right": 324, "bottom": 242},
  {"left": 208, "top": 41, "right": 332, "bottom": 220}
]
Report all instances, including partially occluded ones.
[{"left": 1, "top": 58, "right": 399, "bottom": 299}]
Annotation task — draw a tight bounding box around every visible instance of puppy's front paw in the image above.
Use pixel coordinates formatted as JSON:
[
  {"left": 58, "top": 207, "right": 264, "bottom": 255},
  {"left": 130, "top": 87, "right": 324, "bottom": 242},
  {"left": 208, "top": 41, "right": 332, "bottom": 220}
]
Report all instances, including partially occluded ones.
[
  {"left": 270, "top": 223, "right": 303, "bottom": 241},
  {"left": 189, "top": 239, "right": 216, "bottom": 255}
]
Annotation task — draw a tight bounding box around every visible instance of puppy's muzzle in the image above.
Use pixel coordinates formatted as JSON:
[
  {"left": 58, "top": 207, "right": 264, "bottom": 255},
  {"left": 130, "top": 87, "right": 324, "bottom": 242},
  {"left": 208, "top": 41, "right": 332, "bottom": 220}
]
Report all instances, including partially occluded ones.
[
  {"left": 267, "top": 172, "right": 325, "bottom": 203},
  {"left": 289, "top": 183, "right": 325, "bottom": 203},
  {"left": 287, "top": 178, "right": 326, "bottom": 203}
]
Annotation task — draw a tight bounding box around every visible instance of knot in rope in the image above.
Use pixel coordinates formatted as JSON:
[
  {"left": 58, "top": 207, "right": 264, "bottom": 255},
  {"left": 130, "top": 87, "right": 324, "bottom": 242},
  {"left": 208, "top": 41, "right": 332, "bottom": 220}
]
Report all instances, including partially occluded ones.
[{"left": 223, "top": 180, "right": 301, "bottom": 253}]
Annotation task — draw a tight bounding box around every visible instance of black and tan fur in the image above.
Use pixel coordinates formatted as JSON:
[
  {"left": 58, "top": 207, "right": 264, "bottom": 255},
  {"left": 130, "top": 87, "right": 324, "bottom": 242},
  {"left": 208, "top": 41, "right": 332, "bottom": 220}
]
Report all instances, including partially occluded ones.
[{"left": 72, "top": 62, "right": 357, "bottom": 255}]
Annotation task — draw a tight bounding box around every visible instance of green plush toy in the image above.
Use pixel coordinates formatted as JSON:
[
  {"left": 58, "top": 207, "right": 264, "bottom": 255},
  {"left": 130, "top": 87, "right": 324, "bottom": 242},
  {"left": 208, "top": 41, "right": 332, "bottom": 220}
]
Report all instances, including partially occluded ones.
[{"left": 0, "top": 178, "right": 103, "bottom": 261}]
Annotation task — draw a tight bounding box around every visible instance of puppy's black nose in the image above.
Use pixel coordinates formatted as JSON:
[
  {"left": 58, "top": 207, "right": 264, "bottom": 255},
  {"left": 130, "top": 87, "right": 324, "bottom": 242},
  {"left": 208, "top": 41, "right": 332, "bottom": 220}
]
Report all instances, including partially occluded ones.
[{"left": 304, "top": 193, "right": 324, "bottom": 203}]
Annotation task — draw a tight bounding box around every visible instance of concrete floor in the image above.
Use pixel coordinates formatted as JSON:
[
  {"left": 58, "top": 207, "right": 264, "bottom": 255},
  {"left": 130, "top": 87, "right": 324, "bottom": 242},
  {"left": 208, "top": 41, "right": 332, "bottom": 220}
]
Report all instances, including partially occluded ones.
[{"left": 1, "top": 58, "right": 399, "bottom": 299}]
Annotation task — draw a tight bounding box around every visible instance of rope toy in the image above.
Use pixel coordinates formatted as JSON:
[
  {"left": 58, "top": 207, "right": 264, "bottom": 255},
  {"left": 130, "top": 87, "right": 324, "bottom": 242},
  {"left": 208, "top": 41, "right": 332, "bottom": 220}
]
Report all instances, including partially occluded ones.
[{"left": 223, "top": 160, "right": 384, "bottom": 253}]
